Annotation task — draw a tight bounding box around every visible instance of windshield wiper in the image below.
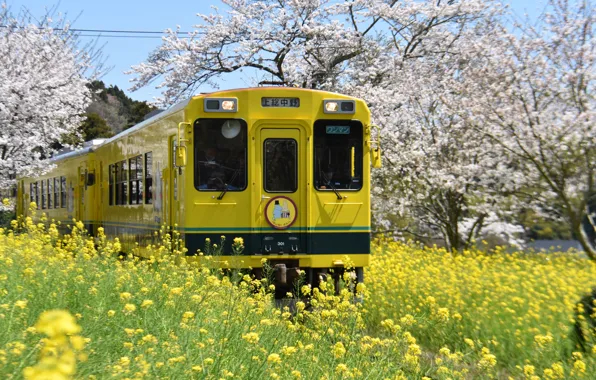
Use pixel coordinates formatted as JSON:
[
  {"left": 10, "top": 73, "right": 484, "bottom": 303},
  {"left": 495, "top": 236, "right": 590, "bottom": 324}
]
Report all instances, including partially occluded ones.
[
  {"left": 217, "top": 169, "right": 240, "bottom": 200},
  {"left": 321, "top": 171, "right": 342, "bottom": 200}
]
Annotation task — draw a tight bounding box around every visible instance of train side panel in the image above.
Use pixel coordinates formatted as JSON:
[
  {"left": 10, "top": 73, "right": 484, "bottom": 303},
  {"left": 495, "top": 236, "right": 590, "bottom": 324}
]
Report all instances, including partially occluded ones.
[{"left": 93, "top": 106, "right": 185, "bottom": 254}]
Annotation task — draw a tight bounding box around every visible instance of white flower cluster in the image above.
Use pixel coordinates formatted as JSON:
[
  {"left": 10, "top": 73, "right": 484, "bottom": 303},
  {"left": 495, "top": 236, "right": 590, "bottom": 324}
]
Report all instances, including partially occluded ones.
[{"left": 0, "top": 5, "right": 92, "bottom": 190}]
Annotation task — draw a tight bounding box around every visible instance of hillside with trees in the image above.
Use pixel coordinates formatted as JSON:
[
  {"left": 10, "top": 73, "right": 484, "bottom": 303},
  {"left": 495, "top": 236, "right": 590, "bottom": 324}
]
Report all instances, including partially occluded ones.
[{"left": 77, "top": 80, "right": 157, "bottom": 142}]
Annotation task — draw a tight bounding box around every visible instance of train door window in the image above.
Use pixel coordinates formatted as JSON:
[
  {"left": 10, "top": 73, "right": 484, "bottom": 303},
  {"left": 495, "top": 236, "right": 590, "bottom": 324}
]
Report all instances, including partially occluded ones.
[
  {"left": 145, "top": 152, "right": 152, "bottom": 204},
  {"left": 29, "top": 183, "right": 33, "bottom": 206},
  {"left": 194, "top": 119, "right": 248, "bottom": 191},
  {"left": 108, "top": 165, "right": 114, "bottom": 206},
  {"left": 172, "top": 140, "right": 178, "bottom": 201},
  {"left": 314, "top": 120, "right": 363, "bottom": 191},
  {"left": 54, "top": 178, "right": 59, "bottom": 208},
  {"left": 60, "top": 177, "right": 66, "bottom": 208},
  {"left": 264, "top": 139, "right": 297, "bottom": 193},
  {"left": 41, "top": 180, "right": 46, "bottom": 209},
  {"left": 48, "top": 179, "right": 53, "bottom": 209}
]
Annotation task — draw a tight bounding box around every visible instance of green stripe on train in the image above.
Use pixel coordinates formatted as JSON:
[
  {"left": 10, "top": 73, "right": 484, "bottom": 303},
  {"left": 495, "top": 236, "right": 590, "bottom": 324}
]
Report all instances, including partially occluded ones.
[{"left": 76, "top": 220, "right": 370, "bottom": 232}]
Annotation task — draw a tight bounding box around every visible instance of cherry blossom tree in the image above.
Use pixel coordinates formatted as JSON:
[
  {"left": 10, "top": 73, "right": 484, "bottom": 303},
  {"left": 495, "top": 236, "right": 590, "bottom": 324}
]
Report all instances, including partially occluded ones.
[
  {"left": 0, "top": 4, "right": 95, "bottom": 191},
  {"left": 458, "top": 0, "right": 595, "bottom": 258},
  {"left": 346, "top": 14, "right": 529, "bottom": 251},
  {"left": 129, "top": 0, "right": 495, "bottom": 105}
]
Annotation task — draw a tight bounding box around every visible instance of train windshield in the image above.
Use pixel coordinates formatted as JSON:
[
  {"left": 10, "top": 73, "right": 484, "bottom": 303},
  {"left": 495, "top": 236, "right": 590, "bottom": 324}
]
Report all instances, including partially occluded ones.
[
  {"left": 194, "top": 119, "right": 248, "bottom": 191},
  {"left": 314, "top": 120, "right": 363, "bottom": 191}
]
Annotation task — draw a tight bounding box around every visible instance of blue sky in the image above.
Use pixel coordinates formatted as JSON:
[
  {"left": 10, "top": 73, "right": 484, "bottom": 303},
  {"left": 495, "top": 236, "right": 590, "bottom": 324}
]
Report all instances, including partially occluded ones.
[{"left": 6, "top": 0, "right": 545, "bottom": 102}]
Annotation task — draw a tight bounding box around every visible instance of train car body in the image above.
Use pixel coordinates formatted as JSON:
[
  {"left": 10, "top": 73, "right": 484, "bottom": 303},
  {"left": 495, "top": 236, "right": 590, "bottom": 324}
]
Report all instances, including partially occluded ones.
[{"left": 17, "top": 87, "right": 380, "bottom": 290}]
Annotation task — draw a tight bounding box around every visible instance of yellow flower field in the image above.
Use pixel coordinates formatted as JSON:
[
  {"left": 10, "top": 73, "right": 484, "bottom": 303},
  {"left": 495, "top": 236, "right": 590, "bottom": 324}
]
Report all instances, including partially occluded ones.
[
  {"left": 0, "top": 215, "right": 595, "bottom": 379},
  {"left": 367, "top": 240, "right": 596, "bottom": 379}
]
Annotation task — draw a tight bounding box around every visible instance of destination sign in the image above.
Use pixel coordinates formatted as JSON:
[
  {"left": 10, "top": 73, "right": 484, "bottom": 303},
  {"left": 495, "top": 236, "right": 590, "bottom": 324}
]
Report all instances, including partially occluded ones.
[
  {"left": 261, "top": 97, "right": 300, "bottom": 108},
  {"left": 326, "top": 126, "right": 351, "bottom": 134}
]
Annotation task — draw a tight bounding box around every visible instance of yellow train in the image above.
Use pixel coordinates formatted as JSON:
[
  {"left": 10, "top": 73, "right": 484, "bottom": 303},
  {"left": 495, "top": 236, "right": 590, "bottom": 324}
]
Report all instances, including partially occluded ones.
[{"left": 16, "top": 87, "right": 381, "bottom": 294}]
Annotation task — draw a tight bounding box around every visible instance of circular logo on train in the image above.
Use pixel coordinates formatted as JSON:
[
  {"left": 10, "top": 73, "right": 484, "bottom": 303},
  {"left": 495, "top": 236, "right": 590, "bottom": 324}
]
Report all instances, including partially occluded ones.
[{"left": 265, "top": 196, "right": 297, "bottom": 230}]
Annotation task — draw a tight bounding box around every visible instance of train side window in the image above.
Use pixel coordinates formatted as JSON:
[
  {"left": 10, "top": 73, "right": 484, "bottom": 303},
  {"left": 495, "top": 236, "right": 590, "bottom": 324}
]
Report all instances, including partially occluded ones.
[
  {"left": 137, "top": 155, "right": 143, "bottom": 204},
  {"left": 313, "top": 120, "right": 363, "bottom": 191},
  {"left": 145, "top": 152, "right": 152, "bottom": 204},
  {"left": 115, "top": 162, "right": 122, "bottom": 205},
  {"left": 194, "top": 119, "right": 247, "bottom": 191},
  {"left": 35, "top": 182, "right": 39, "bottom": 209},
  {"left": 129, "top": 158, "right": 136, "bottom": 205},
  {"left": 264, "top": 139, "right": 297, "bottom": 193},
  {"left": 41, "top": 180, "right": 46, "bottom": 209},
  {"left": 108, "top": 165, "right": 114, "bottom": 206},
  {"left": 120, "top": 160, "right": 128, "bottom": 205},
  {"left": 129, "top": 155, "right": 142, "bottom": 205},
  {"left": 53, "top": 178, "right": 59, "bottom": 208},
  {"left": 48, "top": 178, "right": 53, "bottom": 209},
  {"left": 60, "top": 177, "right": 66, "bottom": 208}
]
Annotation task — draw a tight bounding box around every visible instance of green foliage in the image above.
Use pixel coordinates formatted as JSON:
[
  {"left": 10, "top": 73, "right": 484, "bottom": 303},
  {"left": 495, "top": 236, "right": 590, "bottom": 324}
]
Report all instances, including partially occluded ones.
[
  {"left": 124, "top": 102, "right": 157, "bottom": 130},
  {"left": 0, "top": 210, "right": 14, "bottom": 228},
  {"left": 80, "top": 113, "right": 114, "bottom": 141}
]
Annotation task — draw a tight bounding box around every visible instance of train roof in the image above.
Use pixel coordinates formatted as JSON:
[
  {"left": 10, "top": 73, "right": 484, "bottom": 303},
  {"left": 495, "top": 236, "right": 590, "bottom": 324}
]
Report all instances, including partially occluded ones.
[
  {"left": 99, "top": 98, "right": 190, "bottom": 147},
  {"left": 51, "top": 98, "right": 190, "bottom": 162}
]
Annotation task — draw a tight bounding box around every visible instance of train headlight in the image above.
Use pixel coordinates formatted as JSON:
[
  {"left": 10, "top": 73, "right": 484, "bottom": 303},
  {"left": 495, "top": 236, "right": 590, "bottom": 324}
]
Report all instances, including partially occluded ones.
[
  {"left": 325, "top": 101, "right": 339, "bottom": 112},
  {"left": 204, "top": 98, "right": 238, "bottom": 112},
  {"left": 323, "top": 100, "right": 355, "bottom": 114},
  {"left": 221, "top": 100, "right": 236, "bottom": 111}
]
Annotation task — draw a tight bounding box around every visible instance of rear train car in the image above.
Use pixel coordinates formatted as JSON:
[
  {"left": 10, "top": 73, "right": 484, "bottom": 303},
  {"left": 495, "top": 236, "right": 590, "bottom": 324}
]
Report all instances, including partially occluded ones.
[{"left": 17, "top": 87, "right": 381, "bottom": 293}]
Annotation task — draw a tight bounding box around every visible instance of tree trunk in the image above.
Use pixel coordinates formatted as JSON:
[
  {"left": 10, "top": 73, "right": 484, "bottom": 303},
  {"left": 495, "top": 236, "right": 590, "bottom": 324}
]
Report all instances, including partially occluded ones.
[{"left": 575, "top": 221, "right": 596, "bottom": 261}]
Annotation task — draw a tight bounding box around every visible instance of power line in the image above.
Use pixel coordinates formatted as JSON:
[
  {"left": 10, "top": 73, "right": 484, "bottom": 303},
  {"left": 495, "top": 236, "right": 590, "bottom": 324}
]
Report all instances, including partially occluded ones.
[
  {"left": 70, "top": 28, "right": 193, "bottom": 34},
  {"left": 78, "top": 34, "right": 183, "bottom": 39},
  {"left": 0, "top": 25, "right": 196, "bottom": 35}
]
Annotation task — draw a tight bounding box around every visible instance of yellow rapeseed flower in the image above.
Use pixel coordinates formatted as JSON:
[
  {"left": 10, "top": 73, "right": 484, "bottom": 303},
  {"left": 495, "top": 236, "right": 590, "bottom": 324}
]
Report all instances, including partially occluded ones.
[
  {"left": 242, "top": 332, "right": 259, "bottom": 344},
  {"left": 267, "top": 353, "right": 281, "bottom": 365},
  {"left": 182, "top": 311, "right": 195, "bottom": 319},
  {"left": 35, "top": 310, "right": 81, "bottom": 338},
  {"left": 281, "top": 346, "right": 297, "bottom": 356},
  {"left": 332, "top": 342, "right": 346, "bottom": 358},
  {"left": 120, "top": 292, "right": 132, "bottom": 301}
]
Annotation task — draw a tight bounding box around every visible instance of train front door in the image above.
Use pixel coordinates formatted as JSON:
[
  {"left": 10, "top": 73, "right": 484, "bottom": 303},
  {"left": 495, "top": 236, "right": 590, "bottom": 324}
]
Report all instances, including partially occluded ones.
[
  {"left": 167, "top": 135, "right": 181, "bottom": 233},
  {"left": 257, "top": 127, "right": 306, "bottom": 254},
  {"left": 77, "top": 165, "right": 86, "bottom": 224}
]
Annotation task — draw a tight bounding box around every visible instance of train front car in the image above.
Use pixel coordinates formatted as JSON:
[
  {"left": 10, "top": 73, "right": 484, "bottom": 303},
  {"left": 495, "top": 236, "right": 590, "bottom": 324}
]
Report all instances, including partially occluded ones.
[{"left": 179, "top": 88, "right": 374, "bottom": 296}]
